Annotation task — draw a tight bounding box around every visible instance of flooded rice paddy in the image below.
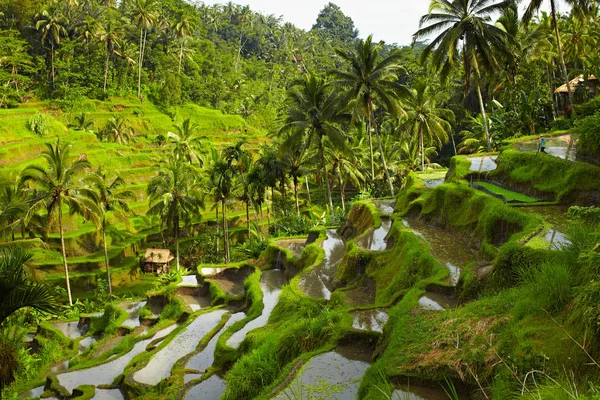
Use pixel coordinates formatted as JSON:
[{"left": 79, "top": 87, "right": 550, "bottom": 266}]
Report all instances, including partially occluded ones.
[
  {"left": 133, "top": 310, "right": 227, "bottom": 385},
  {"left": 299, "top": 229, "right": 345, "bottom": 299},
  {"left": 516, "top": 134, "right": 576, "bottom": 161},
  {"left": 275, "top": 238, "right": 306, "bottom": 257},
  {"left": 185, "top": 374, "right": 227, "bottom": 400},
  {"left": 468, "top": 156, "right": 498, "bottom": 172},
  {"left": 226, "top": 269, "right": 286, "bottom": 348},
  {"left": 350, "top": 309, "right": 389, "bottom": 333},
  {"left": 355, "top": 219, "right": 392, "bottom": 251}
]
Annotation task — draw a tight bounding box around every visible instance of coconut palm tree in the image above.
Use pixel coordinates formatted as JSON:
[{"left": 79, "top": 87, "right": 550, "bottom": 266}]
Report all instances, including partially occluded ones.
[
  {"left": 325, "top": 143, "right": 365, "bottom": 211},
  {"left": 88, "top": 168, "right": 134, "bottom": 296},
  {"left": 331, "top": 35, "right": 409, "bottom": 196},
  {"left": 168, "top": 117, "right": 203, "bottom": 165},
  {"left": 175, "top": 13, "right": 196, "bottom": 74},
  {"left": 279, "top": 135, "right": 311, "bottom": 216},
  {"left": 36, "top": 10, "right": 69, "bottom": 89},
  {"left": 97, "top": 21, "right": 123, "bottom": 92},
  {"left": 207, "top": 155, "right": 235, "bottom": 263},
  {"left": 414, "top": 0, "right": 513, "bottom": 151},
  {"left": 131, "top": 0, "right": 159, "bottom": 98},
  {"left": 147, "top": 159, "right": 203, "bottom": 270},
  {"left": 278, "top": 74, "right": 349, "bottom": 215},
  {"left": 521, "top": 0, "right": 591, "bottom": 114},
  {"left": 400, "top": 79, "right": 454, "bottom": 171},
  {"left": 21, "top": 139, "right": 97, "bottom": 306},
  {"left": 102, "top": 116, "right": 133, "bottom": 144},
  {"left": 0, "top": 247, "right": 60, "bottom": 327}
]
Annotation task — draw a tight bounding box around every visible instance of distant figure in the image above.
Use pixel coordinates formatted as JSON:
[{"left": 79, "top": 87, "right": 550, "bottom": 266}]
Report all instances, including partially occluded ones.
[
  {"left": 539, "top": 136, "right": 546, "bottom": 153},
  {"left": 243, "top": 126, "right": 248, "bottom": 134}
]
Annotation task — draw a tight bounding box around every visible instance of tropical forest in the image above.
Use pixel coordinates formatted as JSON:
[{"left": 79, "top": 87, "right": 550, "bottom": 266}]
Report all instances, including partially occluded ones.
[{"left": 1, "top": 0, "right": 600, "bottom": 398}]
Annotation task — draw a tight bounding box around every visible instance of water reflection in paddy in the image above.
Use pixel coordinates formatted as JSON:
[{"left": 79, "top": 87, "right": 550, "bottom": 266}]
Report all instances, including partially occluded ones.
[
  {"left": 52, "top": 321, "right": 84, "bottom": 339},
  {"left": 57, "top": 324, "right": 178, "bottom": 393},
  {"left": 350, "top": 309, "right": 389, "bottom": 333},
  {"left": 226, "top": 269, "right": 286, "bottom": 348},
  {"left": 92, "top": 388, "right": 124, "bottom": 400},
  {"left": 372, "top": 199, "right": 396, "bottom": 216},
  {"left": 418, "top": 292, "right": 457, "bottom": 311},
  {"left": 178, "top": 275, "right": 201, "bottom": 287},
  {"left": 275, "top": 238, "right": 306, "bottom": 258},
  {"left": 403, "top": 217, "right": 481, "bottom": 285},
  {"left": 273, "top": 343, "right": 372, "bottom": 400},
  {"left": 186, "top": 312, "right": 245, "bottom": 372},
  {"left": 120, "top": 301, "right": 147, "bottom": 328},
  {"left": 299, "top": 230, "right": 345, "bottom": 300},
  {"left": 516, "top": 135, "right": 576, "bottom": 161},
  {"left": 185, "top": 375, "right": 226, "bottom": 400},
  {"left": 468, "top": 156, "right": 497, "bottom": 172},
  {"left": 393, "top": 384, "right": 462, "bottom": 400},
  {"left": 134, "top": 310, "right": 227, "bottom": 385},
  {"left": 355, "top": 219, "right": 391, "bottom": 251}
]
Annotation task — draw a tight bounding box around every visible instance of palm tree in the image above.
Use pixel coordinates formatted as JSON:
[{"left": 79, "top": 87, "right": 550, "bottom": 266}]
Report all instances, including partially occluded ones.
[
  {"left": 131, "top": 0, "right": 159, "bottom": 98},
  {"left": 400, "top": 79, "right": 454, "bottom": 171},
  {"left": 89, "top": 168, "right": 134, "bottom": 296},
  {"left": 102, "top": 116, "right": 133, "bottom": 144},
  {"left": 278, "top": 74, "right": 348, "bottom": 215},
  {"left": 207, "top": 155, "right": 235, "bottom": 263},
  {"left": 147, "top": 159, "right": 203, "bottom": 270},
  {"left": 0, "top": 247, "right": 60, "bottom": 327},
  {"left": 331, "top": 35, "right": 409, "bottom": 196},
  {"left": 36, "top": 10, "right": 69, "bottom": 89},
  {"left": 325, "top": 143, "right": 365, "bottom": 211},
  {"left": 175, "top": 13, "right": 196, "bottom": 74},
  {"left": 522, "top": 0, "right": 587, "bottom": 115},
  {"left": 97, "top": 21, "right": 123, "bottom": 92},
  {"left": 415, "top": 0, "right": 512, "bottom": 151},
  {"left": 279, "top": 135, "right": 311, "bottom": 216},
  {"left": 68, "top": 112, "right": 94, "bottom": 132},
  {"left": 168, "top": 118, "right": 203, "bottom": 165},
  {"left": 21, "top": 139, "right": 97, "bottom": 306}
]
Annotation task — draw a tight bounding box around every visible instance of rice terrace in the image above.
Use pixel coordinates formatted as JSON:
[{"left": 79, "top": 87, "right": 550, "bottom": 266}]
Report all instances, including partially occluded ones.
[{"left": 1, "top": 0, "right": 600, "bottom": 399}]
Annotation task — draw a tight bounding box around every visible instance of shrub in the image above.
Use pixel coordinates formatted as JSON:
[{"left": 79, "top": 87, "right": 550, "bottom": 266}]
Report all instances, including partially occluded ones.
[
  {"left": 549, "top": 116, "right": 574, "bottom": 131},
  {"left": 575, "top": 96, "right": 600, "bottom": 118},
  {"left": 26, "top": 112, "right": 50, "bottom": 136},
  {"left": 574, "top": 112, "right": 600, "bottom": 160}
]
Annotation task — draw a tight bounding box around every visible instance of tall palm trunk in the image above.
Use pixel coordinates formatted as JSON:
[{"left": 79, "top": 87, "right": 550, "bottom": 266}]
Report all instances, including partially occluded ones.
[
  {"left": 58, "top": 198, "right": 73, "bottom": 306},
  {"left": 215, "top": 206, "right": 219, "bottom": 257},
  {"left": 178, "top": 38, "right": 185, "bottom": 74},
  {"left": 137, "top": 28, "right": 147, "bottom": 98},
  {"left": 102, "top": 218, "right": 112, "bottom": 296},
  {"left": 174, "top": 216, "right": 180, "bottom": 270},
  {"left": 305, "top": 176, "right": 311, "bottom": 203},
  {"left": 551, "top": 2, "right": 575, "bottom": 116},
  {"left": 419, "top": 127, "right": 425, "bottom": 171},
  {"left": 338, "top": 172, "right": 346, "bottom": 211},
  {"left": 104, "top": 44, "right": 110, "bottom": 92},
  {"left": 366, "top": 114, "right": 375, "bottom": 179},
  {"left": 473, "top": 59, "right": 491, "bottom": 151},
  {"left": 222, "top": 199, "right": 229, "bottom": 263},
  {"left": 318, "top": 135, "right": 334, "bottom": 214},
  {"left": 271, "top": 187, "right": 276, "bottom": 232},
  {"left": 370, "top": 103, "right": 394, "bottom": 196},
  {"left": 293, "top": 175, "right": 300, "bottom": 216},
  {"left": 51, "top": 40, "right": 55, "bottom": 89},
  {"left": 246, "top": 199, "right": 250, "bottom": 235}
]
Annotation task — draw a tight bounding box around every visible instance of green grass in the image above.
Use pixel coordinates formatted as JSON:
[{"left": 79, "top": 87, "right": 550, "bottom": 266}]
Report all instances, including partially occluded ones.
[{"left": 476, "top": 181, "right": 538, "bottom": 203}]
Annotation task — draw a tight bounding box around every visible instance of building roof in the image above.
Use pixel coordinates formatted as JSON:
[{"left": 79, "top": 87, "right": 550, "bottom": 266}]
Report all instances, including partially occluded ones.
[
  {"left": 555, "top": 74, "right": 598, "bottom": 93},
  {"left": 143, "top": 248, "right": 174, "bottom": 264}
]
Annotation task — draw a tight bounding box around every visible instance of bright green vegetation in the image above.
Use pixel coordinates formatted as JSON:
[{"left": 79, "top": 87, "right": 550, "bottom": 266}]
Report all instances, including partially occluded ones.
[
  {"left": 1, "top": 0, "right": 600, "bottom": 399},
  {"left": 475, "top": 181, "right": 538, "bottom": 203}
]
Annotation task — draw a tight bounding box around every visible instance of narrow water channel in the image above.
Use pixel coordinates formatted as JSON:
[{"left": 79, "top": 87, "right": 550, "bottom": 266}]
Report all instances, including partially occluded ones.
[
  {"left": 56, "top": 324, "right": 178, "bottom": 394},
  {"left": 133, "top": 310, "right": 227, "bottom": 385},
  {"left": 273, "top": 342, "right": 372, "bottom": 400},
  {"left": 226, "top": 269, "right": 286, "bottom": 348},
  {"left": 299, "top": 230, "right": 345, "bottom": 299}
]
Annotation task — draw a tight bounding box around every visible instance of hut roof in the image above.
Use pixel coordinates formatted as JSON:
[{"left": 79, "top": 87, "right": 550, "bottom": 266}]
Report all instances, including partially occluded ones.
[
  {"left": 143, "top": 248, "right": 174, "bottom": 264},
  {"left": 555, "top": 74, "right": 597, "bottom": 93}
]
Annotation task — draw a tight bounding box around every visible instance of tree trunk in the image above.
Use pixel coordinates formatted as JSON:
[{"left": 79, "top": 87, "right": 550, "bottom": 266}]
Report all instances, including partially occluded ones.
[
  {"left": 175, "top": 216, "right": 180, "bottom": 270},
  {"left": 338, "top": 172, "right": 345, "bottom": 211},
  {"left": 305, "top": 176, "right": 311, "bottom": 203},
  {"left": 547, "top": 63, "right": 557, "bottom": 121},
  {"left": 51, "top": 40, "right": 55, "bottom": 89},
  {"left": 551, "top": 2, "right": 575, "bottom": 116},
  {"left": 246, "top": 199, "right": 250, "bottom": 235},
  {"left": 178, "top": 38, "right": 185, "bottom": 74},
  {"left": 420, "top": 127, "right": 425, "bottom": 171},
  {"left": 293, "top": 175, "right": 300, "bottom": 216},
  {"left": 371, "top": 103, "right": 394, "bottom": 196},
  {"left": 366, "top": 113, "right": 375, "bottom": 180},
  {"left": 473, "top": 59, "right": 491, "bottom": 151},
  {"left": 215, "top": 206, "right": 219, "bottom": 257},
  {"left": 271, "top": 187, "right": 276, "bottom": 232},
  {"left": 222, "top": 199, "right": 229, "bottom": 264},
  {"left": 58, "top": 198, "right": 73, "bottom": 306},
  {"left": 104, "top": 44, "right": 110, "bottom": 92},
  {"left": 102, "top": 218, "right": 112, "bottom": 296},
  {"left": 137, "top": 28, "right": 144, "bottom": 98},
  {"left": 318, "top": 135, "right": 334, "bottom": 214}
]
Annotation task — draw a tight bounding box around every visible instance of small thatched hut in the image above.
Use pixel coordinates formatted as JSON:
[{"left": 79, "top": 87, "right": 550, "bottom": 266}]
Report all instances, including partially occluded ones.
[
  {"left": 555, "top": 75, "right": 599, "bottom": 114},
  {"left": 142, "top": 248, "right": 174, "bottom": 274}
]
